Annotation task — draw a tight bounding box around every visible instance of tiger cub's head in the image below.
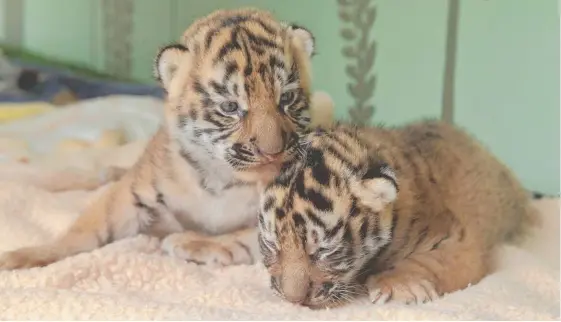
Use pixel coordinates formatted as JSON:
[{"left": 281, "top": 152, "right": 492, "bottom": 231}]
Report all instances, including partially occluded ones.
[
  {"left": 258, "top": 127, "right": 399, "bottom": 308},
  {"left": 154, "top": 8, "right": 315, "bottom": 182}
]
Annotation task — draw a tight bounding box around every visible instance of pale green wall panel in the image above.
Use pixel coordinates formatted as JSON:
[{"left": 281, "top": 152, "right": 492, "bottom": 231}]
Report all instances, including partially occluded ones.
[
  {"left": 367, "top": 0, "right": 448, "bottom": 125},
  {"left": 130, "top": 0, "right": 175, "bottom": 82},
  {"left": 454, "top": 0, "right": 560, "bottom": 194},
  {"left": 21, "top": 0, "right": 96, "bottom": 68}
]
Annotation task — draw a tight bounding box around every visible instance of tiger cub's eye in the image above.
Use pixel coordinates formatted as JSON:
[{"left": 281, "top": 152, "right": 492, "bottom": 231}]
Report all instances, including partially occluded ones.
[{"left": 219, "top": 101, "right": 239, "bottom": 114}]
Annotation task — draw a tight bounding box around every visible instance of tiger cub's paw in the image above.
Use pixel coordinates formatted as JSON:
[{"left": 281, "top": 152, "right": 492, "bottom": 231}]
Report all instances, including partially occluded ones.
[
  {"left": 366, "top": 270, "right": 440, "bottom": 305},
  {"left": 161, "top": 232, "right": 253, "bottom": 267},
  {"left": 0, "top": 247, "right": 56, "bottom": 270}
]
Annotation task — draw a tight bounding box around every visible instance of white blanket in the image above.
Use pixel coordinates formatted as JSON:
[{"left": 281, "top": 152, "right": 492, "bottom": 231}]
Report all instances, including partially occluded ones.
[{"left": 0, "top": 96, "right": 558, "bottom": 320}]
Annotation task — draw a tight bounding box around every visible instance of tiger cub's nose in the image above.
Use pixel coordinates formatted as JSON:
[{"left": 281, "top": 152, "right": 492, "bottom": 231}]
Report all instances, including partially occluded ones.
[
  {"left": 280, "top": 270, "right": 310, "bottom": 305},
  {"left": 250, "top": 135, "right": 286, "bottom": 161}
]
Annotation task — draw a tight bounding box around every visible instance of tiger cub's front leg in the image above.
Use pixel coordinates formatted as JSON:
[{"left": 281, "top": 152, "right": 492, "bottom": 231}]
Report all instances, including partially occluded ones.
[
  {"left": 161, "top": 227, "right": 259, "bottom": 266},
  {"left": 366, "top": 240, "right": 489, "bottom": 305}
]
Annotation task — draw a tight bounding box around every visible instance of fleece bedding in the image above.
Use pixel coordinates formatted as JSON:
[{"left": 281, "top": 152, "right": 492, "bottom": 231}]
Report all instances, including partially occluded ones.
[{"left": 0, "top": 96, "right": 558, "bottom": 320}]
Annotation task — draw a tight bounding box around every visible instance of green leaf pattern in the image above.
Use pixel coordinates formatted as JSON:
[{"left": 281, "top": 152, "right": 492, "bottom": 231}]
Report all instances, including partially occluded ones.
[{"left": 338, "top": 0, "right": 377, "bottom": 125}]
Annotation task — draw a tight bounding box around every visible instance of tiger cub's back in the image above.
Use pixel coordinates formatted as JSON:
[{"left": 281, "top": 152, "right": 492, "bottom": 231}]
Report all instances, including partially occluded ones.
[{"left": 361, "top": 120, "right": 540, "bottom": 248}]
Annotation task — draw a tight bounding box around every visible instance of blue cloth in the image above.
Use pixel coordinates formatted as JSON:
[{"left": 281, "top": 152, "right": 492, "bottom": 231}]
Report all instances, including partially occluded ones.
[{"left": 0, "top": 59, "right": 165, "bottom": 103}]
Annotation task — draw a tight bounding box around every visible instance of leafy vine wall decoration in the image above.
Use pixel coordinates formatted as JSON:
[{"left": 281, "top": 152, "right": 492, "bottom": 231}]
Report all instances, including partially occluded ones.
[{"left": 338, "top": 0, "right": 377, "bottom": 125}]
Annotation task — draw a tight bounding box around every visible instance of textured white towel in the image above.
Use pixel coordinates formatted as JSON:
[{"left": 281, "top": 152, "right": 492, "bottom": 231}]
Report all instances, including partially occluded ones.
[{"left": 0, "top": 167, "right": 558, "bottom": 320}]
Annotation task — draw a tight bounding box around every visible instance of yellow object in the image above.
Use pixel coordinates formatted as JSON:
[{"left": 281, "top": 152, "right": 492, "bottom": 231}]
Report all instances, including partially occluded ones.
[
  {"left": 0, "top": 102, "right": 55, "bottom": 123},
  {"left": 55, "top": 138, "right": 92, "bottom": 154},
  {"left": 55, "top": 128, "right": 128, "bottom": 154},
  {"left": 94, "top": 129, "right": 126, "bottom": 148}
]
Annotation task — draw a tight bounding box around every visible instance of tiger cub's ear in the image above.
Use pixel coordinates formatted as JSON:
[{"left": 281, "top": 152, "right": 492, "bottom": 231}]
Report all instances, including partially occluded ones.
[
  {"left": 288, "top": 24, "right": 315, "bottom": 57},
  {"left": 154, "top": 44, "right": 190, "bottom": 91},
  {"left": 350, "top": 161, "right": 398, "bottom": 212}
]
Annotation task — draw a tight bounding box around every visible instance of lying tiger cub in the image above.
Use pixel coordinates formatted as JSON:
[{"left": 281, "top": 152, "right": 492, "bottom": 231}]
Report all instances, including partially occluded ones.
[{"left": 258, "top": 120, "right": 540, "bottom": 308}]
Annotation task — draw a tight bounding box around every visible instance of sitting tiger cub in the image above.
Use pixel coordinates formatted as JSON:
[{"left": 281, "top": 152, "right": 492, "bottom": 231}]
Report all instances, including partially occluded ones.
[
  {"left": 0, "top": 8, "right": 324, "bottom": 270},
  {"left": 258, "top": 120, "right": 540, "bottom": 308}
]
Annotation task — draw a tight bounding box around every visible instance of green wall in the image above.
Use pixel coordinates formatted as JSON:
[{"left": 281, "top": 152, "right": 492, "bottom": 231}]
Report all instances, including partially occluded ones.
[
  {"left": 454, "top": 0, "right": 559, "bottom": 195},
  {"left": 0, "top": 0, "right": 5, "bottom": 40},
  {"left": 0, "top": 0, "right": 559, "bottom": 194}
]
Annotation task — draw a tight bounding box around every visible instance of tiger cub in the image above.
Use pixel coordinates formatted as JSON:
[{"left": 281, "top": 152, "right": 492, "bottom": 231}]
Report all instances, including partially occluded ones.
[
  {"left": 258, "top": 120, "right": 540, "bottom": 308},
  {"left": 0, "top": 8, "right": 320, "bottom": 270}
]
